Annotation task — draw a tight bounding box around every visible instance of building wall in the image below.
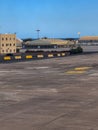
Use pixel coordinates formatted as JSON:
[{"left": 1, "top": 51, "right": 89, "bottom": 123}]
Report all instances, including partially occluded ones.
[
  {"left": 0, "top": 34, "right": 16, "bottom": 54},
  {"left": 16, "top": 38, "right": 23, "bottom": 50}
]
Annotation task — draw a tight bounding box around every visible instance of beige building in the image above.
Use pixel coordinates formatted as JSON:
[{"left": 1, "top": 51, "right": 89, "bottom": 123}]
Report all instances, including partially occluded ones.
[
  {"left": 0, "top": 34, "right": 16, "bottom": 54},
  {"left": 79, "top": 36, "right": 98, "bottom": 41},
  {"left": 16, "top": 38, "right": 23, "bottom": 50}
]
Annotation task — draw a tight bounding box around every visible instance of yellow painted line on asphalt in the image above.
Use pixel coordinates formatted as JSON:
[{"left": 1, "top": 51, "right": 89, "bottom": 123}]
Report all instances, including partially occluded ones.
[
  {"left": 48, "top": 54, "right": 54, "bottom": 57},
  {"left": 37, "top": 55, "right": 44, "bottom": 58},
  {"left": 66, "top": 66, "right": 92, "bottom": 75},
  {"left": 74, "top": 67, "right": 92, "bottom": 71},
  {"left": 4, "top": 56, "right": 11, "bottom": 60},
  {"left": 26, "top": 55, "right": 33, "bottom": 59},
  {"left": 15, "top": 56, "right": 21, "bottom": 59},
  {"left": 66, "top": 70, "right": 86, "bottom": 74}
]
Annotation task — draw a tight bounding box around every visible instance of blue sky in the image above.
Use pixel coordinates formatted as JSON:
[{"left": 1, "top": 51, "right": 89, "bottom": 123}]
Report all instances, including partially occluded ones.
[{"left": 0, "top": 0, "right": 98, "bottom": 38}]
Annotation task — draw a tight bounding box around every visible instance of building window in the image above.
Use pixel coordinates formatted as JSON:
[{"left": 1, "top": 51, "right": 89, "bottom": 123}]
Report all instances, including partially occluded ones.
[
  {"left": 13, "top": 38, "right": 15, "bottom": 40},
  {"left": 2, "top": 44, "right": 4, "bottom": 47},
  {"left": 38, "top": 46, "right": 40, "bottom": 49},
  {"left": 2, "top": 50, "right": 4, "bottom": 53},
  {"left": 6, "top": 50, "right": 8, "bottom": 53},
  {"left": 10, "top": 50, "right": 12, "bottom": 53},
  {"left": 10, "top": 43, "right": 12, "bottom": 46},
  {"left": 6, "top": 44, "right": 9, "bottom": 46},
  {"left": 54, "top": 45, "right": 57, "bottom": 49},
  {"left": 10, "top": 38, "right": 11, "bottom": 40},
  {"left": 6, "top": 38, "right": 8, "bottom": 40},
  {"left": 2, "top": 38, "right": 4, "bottom": 40},
  {"left": 13, "top": 49, "right": 16, "bottom": 52},
  {"left": 13, "top": 43, "right": 15, "bottom": 46}
]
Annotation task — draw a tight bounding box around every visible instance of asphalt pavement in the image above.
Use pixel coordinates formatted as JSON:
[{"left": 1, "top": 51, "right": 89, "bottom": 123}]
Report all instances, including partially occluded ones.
[{"left": 0, "top": 53, "right": 98, "bottom": 130}]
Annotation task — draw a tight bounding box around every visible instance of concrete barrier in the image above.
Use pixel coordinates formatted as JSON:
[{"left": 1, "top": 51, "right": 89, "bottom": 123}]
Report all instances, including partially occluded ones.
[
  {"left": 0, "top": 51, "right": 71, "bottom": 63},
  {"left": 15, "top": 56, "right": 22, "bottom": 59},
  {"left": 37, "top": 55, "right": 44, "bottom": 58},
  {"left": 26, "top": 55, "right": 33, "bottom": 59},
  {"left": 4, "top": 56, "right": 11, "bottom": 60},
  {"left": 48, "top": 54, "right": 54, "bottom": 58}
]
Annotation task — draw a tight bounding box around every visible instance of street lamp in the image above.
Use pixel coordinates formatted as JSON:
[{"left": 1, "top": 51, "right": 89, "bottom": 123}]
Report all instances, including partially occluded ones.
[
  {"left": 77, "top": 32, "right": 81, "bottom": 39},
  {"left": 36, "top": 29, "right": 40, "bottom": 39}
]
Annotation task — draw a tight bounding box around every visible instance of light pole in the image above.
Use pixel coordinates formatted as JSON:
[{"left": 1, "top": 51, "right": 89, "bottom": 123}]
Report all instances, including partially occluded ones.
[
  {"left": 36, "top": 29, "right": 40, "bottom": 39},
  {"left": 77, "top": 32, "right": 81, "bottom": 39}
]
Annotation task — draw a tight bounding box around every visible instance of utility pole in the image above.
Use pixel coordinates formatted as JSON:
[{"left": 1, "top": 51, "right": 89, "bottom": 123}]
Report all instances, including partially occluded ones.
[{"left": 36, "top": 29, "right": 40, "bottom": 39}]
